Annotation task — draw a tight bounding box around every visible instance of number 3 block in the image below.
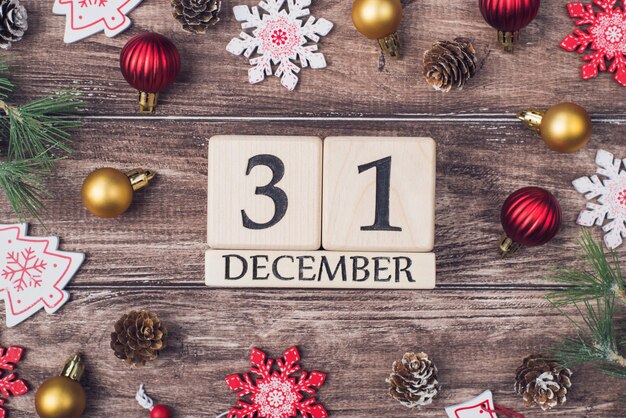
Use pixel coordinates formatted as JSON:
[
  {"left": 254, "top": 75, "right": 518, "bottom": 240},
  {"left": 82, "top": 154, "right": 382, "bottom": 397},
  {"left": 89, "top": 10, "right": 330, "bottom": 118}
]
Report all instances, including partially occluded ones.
[
  {"left": 322, "top": 136, "right": 436, "bottom": 252},
  {"left": 208, "top": 135, "right": 323, "bottom": 250}
]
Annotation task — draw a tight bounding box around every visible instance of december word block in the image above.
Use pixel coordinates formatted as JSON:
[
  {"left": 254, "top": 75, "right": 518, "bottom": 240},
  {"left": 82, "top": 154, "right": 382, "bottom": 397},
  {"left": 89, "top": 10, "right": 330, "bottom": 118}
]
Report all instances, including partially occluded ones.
[
  {"left": 205, "top": 250, "right": 436, "bottom": 289},
  {"left": 208, "top": 135, "right": 323, "bottom": 250},
  {"left": 322, "top": 137, "right": 436, "bottom": 251}
]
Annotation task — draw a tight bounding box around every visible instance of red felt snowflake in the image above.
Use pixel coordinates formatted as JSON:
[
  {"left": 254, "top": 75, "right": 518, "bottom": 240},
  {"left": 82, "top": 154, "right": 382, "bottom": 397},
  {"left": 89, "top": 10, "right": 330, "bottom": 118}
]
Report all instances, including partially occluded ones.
[
  {"left": 225, "top": 346, "right": 327, "bottom": 418},
  {"left": 560, "top": 0, "right": 626, "bottom": 86},
  {"left": 0, "top": 347, "right": 28, "bottom": 418}
]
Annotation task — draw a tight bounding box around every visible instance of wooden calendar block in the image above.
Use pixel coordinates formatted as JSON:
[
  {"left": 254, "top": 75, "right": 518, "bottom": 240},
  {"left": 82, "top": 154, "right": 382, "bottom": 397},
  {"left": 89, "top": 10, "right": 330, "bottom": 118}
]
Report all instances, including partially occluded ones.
[
  {"left": 322, "top": 136, "right": 436, "bottom": 252},
  {"left": 205, "top": 250, "right": 436, "bottom": 289},
  {"left": 208, "top": 135, "right": 323, "bottom": 250}
]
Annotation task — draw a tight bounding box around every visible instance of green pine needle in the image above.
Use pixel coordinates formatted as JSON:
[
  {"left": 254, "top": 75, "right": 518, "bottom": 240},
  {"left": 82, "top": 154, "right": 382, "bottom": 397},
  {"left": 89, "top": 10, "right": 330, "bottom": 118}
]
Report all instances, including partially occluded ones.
[
  {"left": 547, "top": 232, "right": 626, "bottom": 391},
  {"left": 0, "top": 59, "right": 82, "bottom": 221},
  {"left": 0, "top": 156, "right": 53, "bottom": 222},
  {"left": 5, "top": 92, "right": 82, "bottom": 161},
  {"left": 546, "top": 230, "right": 625, "bottom": 306}
]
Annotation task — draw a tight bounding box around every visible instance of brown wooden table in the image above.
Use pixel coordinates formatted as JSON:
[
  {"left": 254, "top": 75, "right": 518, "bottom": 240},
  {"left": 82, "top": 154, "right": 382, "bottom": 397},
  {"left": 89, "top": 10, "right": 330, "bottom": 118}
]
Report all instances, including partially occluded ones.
[{"left": 1, "top": 0, "right": 626, "bottom": 416}]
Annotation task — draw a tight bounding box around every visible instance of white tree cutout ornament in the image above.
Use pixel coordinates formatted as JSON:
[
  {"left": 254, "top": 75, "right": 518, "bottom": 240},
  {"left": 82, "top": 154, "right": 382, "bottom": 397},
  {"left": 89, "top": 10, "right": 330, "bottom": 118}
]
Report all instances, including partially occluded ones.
[
  {"left": 53, "top": 0, "right": 143, "bottom": 43},
  {"left": 226, "top": 0, "right": 333, "bottom": 91},
  {"left": 0, "top": 224, "right": 84, "bottom": 327},
  {"left": 573, "top": 149, "right": 626, "bottom": 249}
]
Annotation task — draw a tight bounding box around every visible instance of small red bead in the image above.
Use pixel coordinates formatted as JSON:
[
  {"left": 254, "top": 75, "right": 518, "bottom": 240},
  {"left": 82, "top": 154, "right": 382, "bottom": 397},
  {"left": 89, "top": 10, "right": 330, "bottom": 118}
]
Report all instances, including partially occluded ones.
[{"left": 151, "top": 404, "right": 172, "bottom": 418}]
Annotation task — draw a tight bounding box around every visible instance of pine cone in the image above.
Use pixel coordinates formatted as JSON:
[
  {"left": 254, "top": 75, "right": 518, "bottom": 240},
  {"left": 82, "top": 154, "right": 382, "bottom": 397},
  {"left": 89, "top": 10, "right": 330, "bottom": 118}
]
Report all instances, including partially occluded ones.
[
  {"left": 423, "top": 37, "right": 477, "bottom": 92},
  {"left": 386, "top": 352, "right": 440, "bottom": 408},
  {"left": 110, "top": 310, "right": 168, "bottom": 368},
  {"left": 0, "top": 0, "right": 27, "bottom": 49},
  {"left": 172, "top": 0, "right": 221, "bottom": 34},
  {"left": 514, "top": 354, "right": 572, "bottom": 411}
]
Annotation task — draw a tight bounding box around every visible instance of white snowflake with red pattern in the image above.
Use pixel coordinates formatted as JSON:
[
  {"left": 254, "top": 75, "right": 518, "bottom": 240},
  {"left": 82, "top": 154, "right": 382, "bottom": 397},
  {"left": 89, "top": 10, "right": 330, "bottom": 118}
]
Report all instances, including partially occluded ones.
[
  {"left": 560, "top": 0, "right": 626, "bottom": 86},
  {"left": 573, "top": 149, "right": 626, "bottom": 249},
  {"left": 0, "top": 224, "right": 84, "bottom": 327},
  {"left": 53, "top": 0, "right": 143, "bottom": 43},
  {"left": 0, "top": 346, "right": 29, "bottom": 418},
  {"left": 225, "top": 346, "right": 328, "bottom": 418},
  {"left": 226, "top": 0, "right": 333, "bottom": 91}
]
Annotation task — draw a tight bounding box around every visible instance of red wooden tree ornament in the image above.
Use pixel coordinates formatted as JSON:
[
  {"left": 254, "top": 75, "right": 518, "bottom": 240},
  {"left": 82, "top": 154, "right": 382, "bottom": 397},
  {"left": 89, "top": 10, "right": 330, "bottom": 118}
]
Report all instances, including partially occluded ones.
[
  {"left": 120, "top": 32, "right": 181, "bottom": 113},
  {"left": 479, "top": 0, "right": 541, "bottom": 51},
  {"left": 499, "top": 186, "right": 562, "bottom": 256}
]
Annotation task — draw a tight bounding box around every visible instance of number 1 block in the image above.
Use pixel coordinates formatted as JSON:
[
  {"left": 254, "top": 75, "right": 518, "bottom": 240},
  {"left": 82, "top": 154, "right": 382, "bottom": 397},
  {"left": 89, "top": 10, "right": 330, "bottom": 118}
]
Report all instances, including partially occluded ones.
[
  {"left": 322, "top": 137, "right": 436, "bottom": 252},
  {"left": 208, "top": 135, "right": 323, "bottom": 250}
]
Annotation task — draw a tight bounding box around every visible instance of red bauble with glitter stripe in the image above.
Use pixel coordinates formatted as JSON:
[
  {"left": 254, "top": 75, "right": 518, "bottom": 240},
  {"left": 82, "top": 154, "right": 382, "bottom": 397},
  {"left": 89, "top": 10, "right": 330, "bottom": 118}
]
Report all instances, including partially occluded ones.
[
  {"left": 500, "top": 187, "right": 561, "bottom": 254},
  {"left": 120, "top": 32, "right": 181, "bottom": 113}
]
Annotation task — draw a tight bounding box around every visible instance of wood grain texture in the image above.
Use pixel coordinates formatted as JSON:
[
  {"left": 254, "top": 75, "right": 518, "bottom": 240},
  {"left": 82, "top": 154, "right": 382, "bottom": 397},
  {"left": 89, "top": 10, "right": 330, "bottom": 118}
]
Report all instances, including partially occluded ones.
[
  {"left": 4, "top": 0, "right": 625, "bottom": 116},
  {"left": 1, "top": 1, "right": 626, "bottom": 416},
  {"left": 2, "top": 119, "right": 624, "bottom": 287},
  {"left": 0, "top": 289, "right": 625, "bottom": 417}
]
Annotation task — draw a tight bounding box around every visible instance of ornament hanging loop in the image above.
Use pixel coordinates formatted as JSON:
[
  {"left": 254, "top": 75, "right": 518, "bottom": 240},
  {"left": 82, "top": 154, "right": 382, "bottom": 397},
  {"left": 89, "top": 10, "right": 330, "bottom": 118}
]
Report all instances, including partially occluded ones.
[
  {"left": 499, "top": 234, "right": 520, "bottom": 257},
  {"left": 498, "top": 30, "right": 519, "bottom": 52},
  {"left": 126, "top": 169, "right": 156, "bottom": 191},
  {"left": 378, "top": 33, "right": 400, "bottom": 58},
  {"left": 517, "top": 109, "right": 543, "bottom": 132}
]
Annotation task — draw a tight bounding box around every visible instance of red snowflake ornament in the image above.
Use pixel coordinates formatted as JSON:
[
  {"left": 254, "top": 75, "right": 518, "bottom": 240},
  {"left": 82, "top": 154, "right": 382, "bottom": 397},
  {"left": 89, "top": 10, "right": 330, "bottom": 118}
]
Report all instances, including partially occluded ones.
[
  {"left": 225, "top": 347, "right": 327, "bottom": 418},
  {"left": 560, "top": 0, "right": 626, "bottom": 86},
  {"left": 0, "top": 347, "right": 29, "bottom": 418}
]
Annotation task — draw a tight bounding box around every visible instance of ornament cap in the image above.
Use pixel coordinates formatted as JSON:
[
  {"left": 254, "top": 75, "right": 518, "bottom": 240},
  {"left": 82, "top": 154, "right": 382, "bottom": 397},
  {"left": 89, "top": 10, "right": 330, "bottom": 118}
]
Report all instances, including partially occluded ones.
[
  {"left": 378, "top": 33, "right": 400, "bottom": 58},
  {"left": 138, "top": 92, "right": 159, "bottom": 113},
  {"left": 61, "top": 354, "right": 84, "bottom": 382},
  {"left": 498, "top": 235, "right": 520, "bottom": 257},
  {"left": 517, "top": 109, "right": 544, "bottom": 133},
  {"left": 125, "top": 168, "right": 156, "bottom": 191},
  {"left": 498, "top": 30, "right": 519, "bottom": 52}
]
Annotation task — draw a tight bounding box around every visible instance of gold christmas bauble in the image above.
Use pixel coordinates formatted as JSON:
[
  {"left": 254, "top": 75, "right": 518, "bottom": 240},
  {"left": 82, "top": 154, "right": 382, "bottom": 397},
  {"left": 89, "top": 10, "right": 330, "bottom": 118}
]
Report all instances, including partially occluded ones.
[
  {"left": 352, "top": 0, "right": 402, "bottom": 40},
  {"left": 540, "top": 103, "right": 592, "bottom": 153},
  {"left": 35, "top": 376, "right": 86, "bottom": 418},
  {"left": 81, "top": 167, "right": 155, "bottom": 218},
  {"left": 517, "top": 102, "right": 592, "bottom": 153}
]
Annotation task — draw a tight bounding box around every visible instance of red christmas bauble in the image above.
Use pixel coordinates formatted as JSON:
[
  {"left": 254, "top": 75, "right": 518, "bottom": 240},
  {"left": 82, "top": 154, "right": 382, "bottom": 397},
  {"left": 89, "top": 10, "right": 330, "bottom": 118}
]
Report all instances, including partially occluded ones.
[
  {"left": 479, "top": 0, "right": 540, "bottom": 32},
  {"left": 499, "top": 186, "right": 561, "bottom": 255},
  {"left": 120, "top": 32, "right": 181, "bottom": 113},
  {"left": 479, "top": 0, "right": 540, "bottom": 50},
  {"left": 150, "top": 404, "right": 172, "bottom": 418}
]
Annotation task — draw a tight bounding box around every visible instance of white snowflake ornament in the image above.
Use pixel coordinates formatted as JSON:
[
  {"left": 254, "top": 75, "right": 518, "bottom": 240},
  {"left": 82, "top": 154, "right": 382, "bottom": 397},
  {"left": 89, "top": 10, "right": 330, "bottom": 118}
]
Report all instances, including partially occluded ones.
[
  {"left": 573, "top": 149, "right": 626, "bottom": 249},
  {"left": 226, "top": 0, "right": 333, "bottom": 91},
  {"left": 53, "top": 0, "right": 143, "bottom": 43}
]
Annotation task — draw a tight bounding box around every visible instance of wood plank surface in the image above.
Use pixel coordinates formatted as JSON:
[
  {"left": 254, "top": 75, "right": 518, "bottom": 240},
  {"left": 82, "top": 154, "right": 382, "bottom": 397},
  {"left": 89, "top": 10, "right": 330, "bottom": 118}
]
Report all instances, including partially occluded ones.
[
  {"left": 2, "top": 120, "right": 624, "bottom": 287},
  {"left": 1, "top": 289, "right": 625, "bottom": 417},
  {"left": 2, "top": 0, "right": 626, "bottom": 417},
  {"left": 4, "top": 0, "right": 625, "bottom": 116}
]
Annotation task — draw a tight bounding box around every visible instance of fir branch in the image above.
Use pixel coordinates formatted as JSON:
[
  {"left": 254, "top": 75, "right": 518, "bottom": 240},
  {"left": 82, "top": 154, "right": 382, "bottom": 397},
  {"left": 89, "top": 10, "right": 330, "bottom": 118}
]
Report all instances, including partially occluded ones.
[
  {"left": 546, "top": 230, "right": 626, "bottom": 306},
  {"left": 0, "top": 156, "right": 53, "bottom": 222},
  {"left": 0, "top": 63, "right": 82, "bottom": 221},
  {"left": 0, "top": 59, "right": 13, "bottom": 100},
  {"left": 551, "top": 298, "right": 617, "bottom": 365},
  {"left": 547, "top": 232, "right": 626, "bottom": 387},
  {"left": 2, "top": 91, "right": 82, "bottom": 161}
]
